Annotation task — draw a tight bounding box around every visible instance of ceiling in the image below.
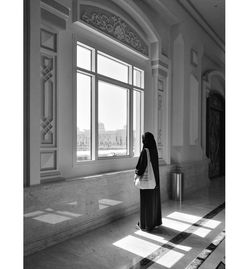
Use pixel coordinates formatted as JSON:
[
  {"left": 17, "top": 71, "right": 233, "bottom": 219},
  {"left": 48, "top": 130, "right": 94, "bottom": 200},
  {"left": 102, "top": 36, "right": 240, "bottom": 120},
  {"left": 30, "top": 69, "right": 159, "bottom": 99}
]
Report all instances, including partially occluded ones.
[
  {"left": 136, "top": 0, "right": 225, "bottom": 50},
  {"left": 185, "top": 0, "right": 225, "bottom": 43}
]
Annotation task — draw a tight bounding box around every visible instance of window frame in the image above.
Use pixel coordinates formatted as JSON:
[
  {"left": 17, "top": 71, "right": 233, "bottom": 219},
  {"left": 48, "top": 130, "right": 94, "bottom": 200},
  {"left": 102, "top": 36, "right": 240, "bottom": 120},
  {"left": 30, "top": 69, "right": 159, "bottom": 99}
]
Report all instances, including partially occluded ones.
[{"left": 73, "top": 35, "right": 145, "bottom": 165}]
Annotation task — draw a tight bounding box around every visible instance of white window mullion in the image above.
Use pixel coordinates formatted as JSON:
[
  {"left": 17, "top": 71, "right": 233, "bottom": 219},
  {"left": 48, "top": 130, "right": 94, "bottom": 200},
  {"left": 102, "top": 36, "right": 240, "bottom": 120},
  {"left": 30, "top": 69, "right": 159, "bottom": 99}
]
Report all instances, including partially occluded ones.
[
  {"left": 129, "top": 88, "right": 133, "bottom": 157},
  {"left": 141, "top": 91, "right": 144, "bottom": 152},
  {"left": 93, "top": 49, "right": 98, "bottom": 160},
  {"left": 129, "top": 66, "right": 134, "bottom": 156}
]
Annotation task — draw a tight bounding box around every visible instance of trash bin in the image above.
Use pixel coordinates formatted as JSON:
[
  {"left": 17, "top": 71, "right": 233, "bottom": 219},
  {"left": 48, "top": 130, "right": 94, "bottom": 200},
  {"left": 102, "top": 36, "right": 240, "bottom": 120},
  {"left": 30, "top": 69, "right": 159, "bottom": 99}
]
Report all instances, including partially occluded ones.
[{"left": 171, "top": 170, "right": 184, "bottom": 201}]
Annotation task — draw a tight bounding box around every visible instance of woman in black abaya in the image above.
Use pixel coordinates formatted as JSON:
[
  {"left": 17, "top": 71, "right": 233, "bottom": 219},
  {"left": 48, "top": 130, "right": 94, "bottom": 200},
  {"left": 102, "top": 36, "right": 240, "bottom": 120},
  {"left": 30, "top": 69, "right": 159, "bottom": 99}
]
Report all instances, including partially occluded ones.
[{"left": 135, "top": 132, "right": 162, "bottom": 231}]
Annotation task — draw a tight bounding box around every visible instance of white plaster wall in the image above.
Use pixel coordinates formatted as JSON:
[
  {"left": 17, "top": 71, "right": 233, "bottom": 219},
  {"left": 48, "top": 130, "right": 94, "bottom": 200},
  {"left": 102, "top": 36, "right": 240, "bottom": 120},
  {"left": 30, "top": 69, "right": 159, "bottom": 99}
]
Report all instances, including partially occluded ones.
[
  {"left": 169, "top": 9, "right": 224, "bottom": 164},
  {"left": 25, "top": 0, "right": 225, "bottom": 255}
]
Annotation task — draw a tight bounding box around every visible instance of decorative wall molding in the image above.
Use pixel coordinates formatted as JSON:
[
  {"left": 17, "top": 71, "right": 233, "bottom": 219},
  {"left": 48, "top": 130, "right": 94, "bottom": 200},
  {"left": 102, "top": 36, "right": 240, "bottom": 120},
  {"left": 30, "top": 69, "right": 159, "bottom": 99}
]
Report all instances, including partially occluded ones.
[
  {"left": 151, "top": 56, "right": 169, "bottom": 160},
  {"left": 189, "top": 74, "right": 199, "bottom": 145},
  {"left": 40, "top": 151, "right": 57, "bottom": 171},
  {"left": 40, "top": 27, "right": 61, "bottom": 180},
  {"left": 41, "top": 29, "right": 57, "bottom": 52},
  {"left": 40, "top": 0, "right": 70, "bottom": 32},
  {"left": 76, "top": 4, "right": 149, "bottom": 56},
  {"left": 191, "top": 48, "right": 198, "bottom": 67},
  {"left": 41, "top": 0, "right": 70, "bottom": 18},
  {"left": 40, "top": 53, "right": 56, "bottom": 147},
  {"left": 157, "top": 86, "right": 164, "bottom": 158}
]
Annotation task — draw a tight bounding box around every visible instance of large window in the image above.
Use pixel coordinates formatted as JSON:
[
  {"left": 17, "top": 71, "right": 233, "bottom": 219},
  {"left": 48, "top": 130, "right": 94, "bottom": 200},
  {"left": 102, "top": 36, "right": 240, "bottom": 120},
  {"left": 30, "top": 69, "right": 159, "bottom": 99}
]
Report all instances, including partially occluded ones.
[{"left": 76, "top": 41, "right": 144, "bottom": 162}]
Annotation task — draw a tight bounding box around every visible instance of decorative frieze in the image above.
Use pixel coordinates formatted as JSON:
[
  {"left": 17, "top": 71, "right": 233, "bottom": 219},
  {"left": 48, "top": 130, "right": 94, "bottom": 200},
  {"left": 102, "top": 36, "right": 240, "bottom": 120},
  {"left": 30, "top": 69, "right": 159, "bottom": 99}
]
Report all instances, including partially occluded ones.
[{"left": 78, "top": 5, "right": 149, "bottom": 56}]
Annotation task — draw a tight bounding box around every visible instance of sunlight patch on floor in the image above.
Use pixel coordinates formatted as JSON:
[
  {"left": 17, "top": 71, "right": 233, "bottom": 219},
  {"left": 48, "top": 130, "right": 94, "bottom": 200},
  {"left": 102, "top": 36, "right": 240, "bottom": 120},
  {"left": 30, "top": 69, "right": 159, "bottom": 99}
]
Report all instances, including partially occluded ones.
[
  {"left": 113, "top": 235, "right": 160, "bottom": 257},
  {"left": 156, "top": 249, "right": 184, "bottom": 268},
  {"left": 134, "top": 230, "right": 192, "bottom": 252},
  {"left": 166, "top": 211, "right": 221, "bottom": 229}
]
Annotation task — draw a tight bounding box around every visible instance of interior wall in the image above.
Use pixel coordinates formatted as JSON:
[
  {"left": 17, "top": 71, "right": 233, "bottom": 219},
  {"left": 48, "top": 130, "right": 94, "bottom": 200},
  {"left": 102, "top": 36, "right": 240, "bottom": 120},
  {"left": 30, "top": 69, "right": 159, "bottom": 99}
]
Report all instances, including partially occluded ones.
[{"left": 24, "top": 0, "right": 225, "bottom": 255}]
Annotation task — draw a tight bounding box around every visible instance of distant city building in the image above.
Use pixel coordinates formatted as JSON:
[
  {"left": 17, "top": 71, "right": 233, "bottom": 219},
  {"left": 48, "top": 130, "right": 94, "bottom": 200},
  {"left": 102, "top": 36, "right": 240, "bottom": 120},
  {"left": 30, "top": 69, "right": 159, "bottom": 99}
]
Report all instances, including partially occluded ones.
[{"left": 77, "top": 123, "right": 127, "bottom": 152}]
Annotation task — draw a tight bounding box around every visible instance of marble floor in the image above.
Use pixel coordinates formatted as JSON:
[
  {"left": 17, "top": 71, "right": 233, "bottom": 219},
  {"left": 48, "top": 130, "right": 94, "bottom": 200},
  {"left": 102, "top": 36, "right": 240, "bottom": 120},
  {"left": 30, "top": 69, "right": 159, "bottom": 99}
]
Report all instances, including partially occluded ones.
[{"left": 24, "top": 177, "right": 225, "bottom": 269}]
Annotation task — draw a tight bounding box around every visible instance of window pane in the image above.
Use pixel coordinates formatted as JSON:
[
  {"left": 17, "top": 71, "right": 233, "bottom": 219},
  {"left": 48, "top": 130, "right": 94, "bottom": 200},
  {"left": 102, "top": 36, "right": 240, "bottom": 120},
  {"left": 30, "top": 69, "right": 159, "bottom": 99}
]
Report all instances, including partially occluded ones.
[
  {"left": 133, "top": 67, "right": 144, "bottom": 88},
  {"left": 98, "top": 81, "right": 129, "bottom": 157},
  {"left": 133, "top": 90, "right": 143, "bottom": 156},
  {"left": 77, "top": 72, "right": 91, "bottom": 161},
  {"left": 97, "top": 52, "right": 129, "bottom": 83},
  {"left": 77, "top": 43, "right": 92, "bottom": 70}
]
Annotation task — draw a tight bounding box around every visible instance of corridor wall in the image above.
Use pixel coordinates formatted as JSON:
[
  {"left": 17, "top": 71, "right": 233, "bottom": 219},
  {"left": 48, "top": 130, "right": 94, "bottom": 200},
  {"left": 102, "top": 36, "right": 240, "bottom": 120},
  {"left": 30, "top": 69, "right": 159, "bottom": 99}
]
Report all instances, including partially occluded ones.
[{"left": 24, "top": 0, "right": 225, "bottom": 255}]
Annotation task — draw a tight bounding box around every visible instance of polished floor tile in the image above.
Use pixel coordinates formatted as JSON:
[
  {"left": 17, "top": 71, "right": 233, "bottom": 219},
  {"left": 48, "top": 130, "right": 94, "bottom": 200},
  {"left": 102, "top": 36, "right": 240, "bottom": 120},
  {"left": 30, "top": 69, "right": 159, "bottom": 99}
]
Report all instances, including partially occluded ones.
[{"left": 24, "top": 178, "right": 225, "bottom": 269}]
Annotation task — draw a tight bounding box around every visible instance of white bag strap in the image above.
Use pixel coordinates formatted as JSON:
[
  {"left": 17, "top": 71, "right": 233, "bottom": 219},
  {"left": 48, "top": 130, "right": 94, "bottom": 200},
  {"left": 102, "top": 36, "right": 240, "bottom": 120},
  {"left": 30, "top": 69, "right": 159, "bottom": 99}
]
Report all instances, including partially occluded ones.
[{"left": 145, "top": 148, "right": 151, "bottom": 164}]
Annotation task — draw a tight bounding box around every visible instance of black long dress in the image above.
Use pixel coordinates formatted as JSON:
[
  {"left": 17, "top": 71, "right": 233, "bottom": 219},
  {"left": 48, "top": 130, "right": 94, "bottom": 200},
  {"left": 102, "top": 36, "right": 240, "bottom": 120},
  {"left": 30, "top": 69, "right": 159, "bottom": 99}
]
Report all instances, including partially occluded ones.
[{"left": 135, "top": 134, "right": 162, "bottom": 231}]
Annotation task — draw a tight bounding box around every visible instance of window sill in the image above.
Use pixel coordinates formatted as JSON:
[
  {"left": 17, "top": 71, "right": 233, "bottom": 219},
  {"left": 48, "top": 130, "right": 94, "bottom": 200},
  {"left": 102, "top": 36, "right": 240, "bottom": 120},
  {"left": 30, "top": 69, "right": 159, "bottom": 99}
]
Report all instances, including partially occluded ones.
[{"left": 73, "top": 156, "right": 139, "bottom": 166}]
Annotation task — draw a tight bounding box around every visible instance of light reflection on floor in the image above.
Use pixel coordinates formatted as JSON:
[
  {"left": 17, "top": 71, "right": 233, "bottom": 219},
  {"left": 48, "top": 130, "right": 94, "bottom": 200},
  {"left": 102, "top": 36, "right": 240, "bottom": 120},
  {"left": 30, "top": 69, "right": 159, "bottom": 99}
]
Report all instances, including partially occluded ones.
[
  {"left": 113, "top": 235, "right": 160, "bottom": 257},
  {"left": 113, "top": 210, "right": 222, "bottom": 268},
  {"left": 134, "top": 230, "right": 192, "bottom": 251},
  {"left": 45, "top": 208, "right": 54, "bottom": 212},
  {"left": 24, "top": 198, "right": 123, "bottom": 225},
  {"left": 162, "top": 217, "right": 212, "bottom": 238},
  {"left": 66, "top": 201, "right": 78, "bottom": 206},
  {"left": 167, "top": 212, "right": 201, "bottom": 224},
  {"left": 33, "top": 213, "right": 71, "bottom": 224},
  {"left": 24, "top": 211, "right": 44, "bottom": 218},
  {"left": 166, "top": 212, "right": 221, "bottom": 229},
  {"left": 157, "top": 250, "right": 184, "bottom": 268},
  {"left": 24, "top": 208, "right": 82, "bottom": 224},
  {"left": 98, "top": 198, "right": 123, "bottom": 210}
]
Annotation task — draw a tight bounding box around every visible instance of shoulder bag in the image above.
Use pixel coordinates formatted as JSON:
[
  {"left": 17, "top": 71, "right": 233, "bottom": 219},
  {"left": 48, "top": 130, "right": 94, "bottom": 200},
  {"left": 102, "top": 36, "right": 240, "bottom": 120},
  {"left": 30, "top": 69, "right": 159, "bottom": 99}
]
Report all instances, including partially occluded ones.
[{"left": 134, "top": 148, "right": 156, "bottom": 189}]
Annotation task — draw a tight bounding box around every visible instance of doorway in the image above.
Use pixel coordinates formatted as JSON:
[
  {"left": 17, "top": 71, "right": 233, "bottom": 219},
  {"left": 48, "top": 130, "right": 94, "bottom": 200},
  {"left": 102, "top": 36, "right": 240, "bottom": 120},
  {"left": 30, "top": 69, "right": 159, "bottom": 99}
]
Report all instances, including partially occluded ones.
[{"left": 206, "top": 92, "right": 225, "bottom": 179}]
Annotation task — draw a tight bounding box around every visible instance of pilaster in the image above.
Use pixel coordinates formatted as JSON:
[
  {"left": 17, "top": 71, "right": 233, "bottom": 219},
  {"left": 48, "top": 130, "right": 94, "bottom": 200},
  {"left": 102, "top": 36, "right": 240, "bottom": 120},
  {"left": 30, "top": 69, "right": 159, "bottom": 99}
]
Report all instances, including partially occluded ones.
[
  {"left": 39, "top": 0, "right": 70, "bottom": 183},
  {"left": 151, "top": 54, "right": 170, "bottom": 163}
]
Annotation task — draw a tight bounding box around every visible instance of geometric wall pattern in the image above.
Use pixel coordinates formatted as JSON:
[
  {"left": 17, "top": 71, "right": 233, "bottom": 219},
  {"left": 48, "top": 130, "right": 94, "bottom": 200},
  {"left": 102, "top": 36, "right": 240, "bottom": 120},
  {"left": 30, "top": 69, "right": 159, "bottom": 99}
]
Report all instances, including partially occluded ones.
[
  {"left": 40, "top": 54, "right": 56, "bottom": 146},
  {"left": 40, "top": 28, "right": 57, "bottom": 172}
]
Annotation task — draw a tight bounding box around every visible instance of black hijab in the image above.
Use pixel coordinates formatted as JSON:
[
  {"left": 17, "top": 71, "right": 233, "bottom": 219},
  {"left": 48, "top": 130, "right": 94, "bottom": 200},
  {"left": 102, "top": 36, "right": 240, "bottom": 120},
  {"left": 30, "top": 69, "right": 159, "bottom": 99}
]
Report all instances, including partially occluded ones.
[{"left": 142, "top": 132, "right": 159, "bottom": 160}]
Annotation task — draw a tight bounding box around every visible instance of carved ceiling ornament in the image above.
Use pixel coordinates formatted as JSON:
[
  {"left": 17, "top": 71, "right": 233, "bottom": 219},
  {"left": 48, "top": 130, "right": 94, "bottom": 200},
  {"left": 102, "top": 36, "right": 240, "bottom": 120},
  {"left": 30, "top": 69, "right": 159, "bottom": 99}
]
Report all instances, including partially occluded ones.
[{"left": 79, "top": 5, "right": 149, "bottom": 56}]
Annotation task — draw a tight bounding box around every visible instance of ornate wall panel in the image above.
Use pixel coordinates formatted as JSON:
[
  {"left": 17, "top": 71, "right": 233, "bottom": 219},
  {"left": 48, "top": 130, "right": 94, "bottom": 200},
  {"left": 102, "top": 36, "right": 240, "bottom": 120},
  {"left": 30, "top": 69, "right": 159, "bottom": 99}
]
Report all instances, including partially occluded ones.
[
  {"left": 77, "top": 5, "right": 149, "bottom": 56},
  {"left": 40, "top": 29, "right": 57, "bottom": 52},
  {"left": 189, "top": 74, "right": 199, "bottom": 145},
  {"left": 157, "top": 80, "right": 164, "bottom": 158},
  {"left": 40, "top": 53, "right": 56, "bottom": 147},
  {"left": 40, "top": 28, "right": 58, "bottom": 173},
  {"left": 151, "top": 56, "right": 169, "bottom": 161},
  {"left": 40, "top": 53, "right": 56, "bottom": 146},
  {"left": 40, "top": 151, "right": 57, "bottom": 171}
]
